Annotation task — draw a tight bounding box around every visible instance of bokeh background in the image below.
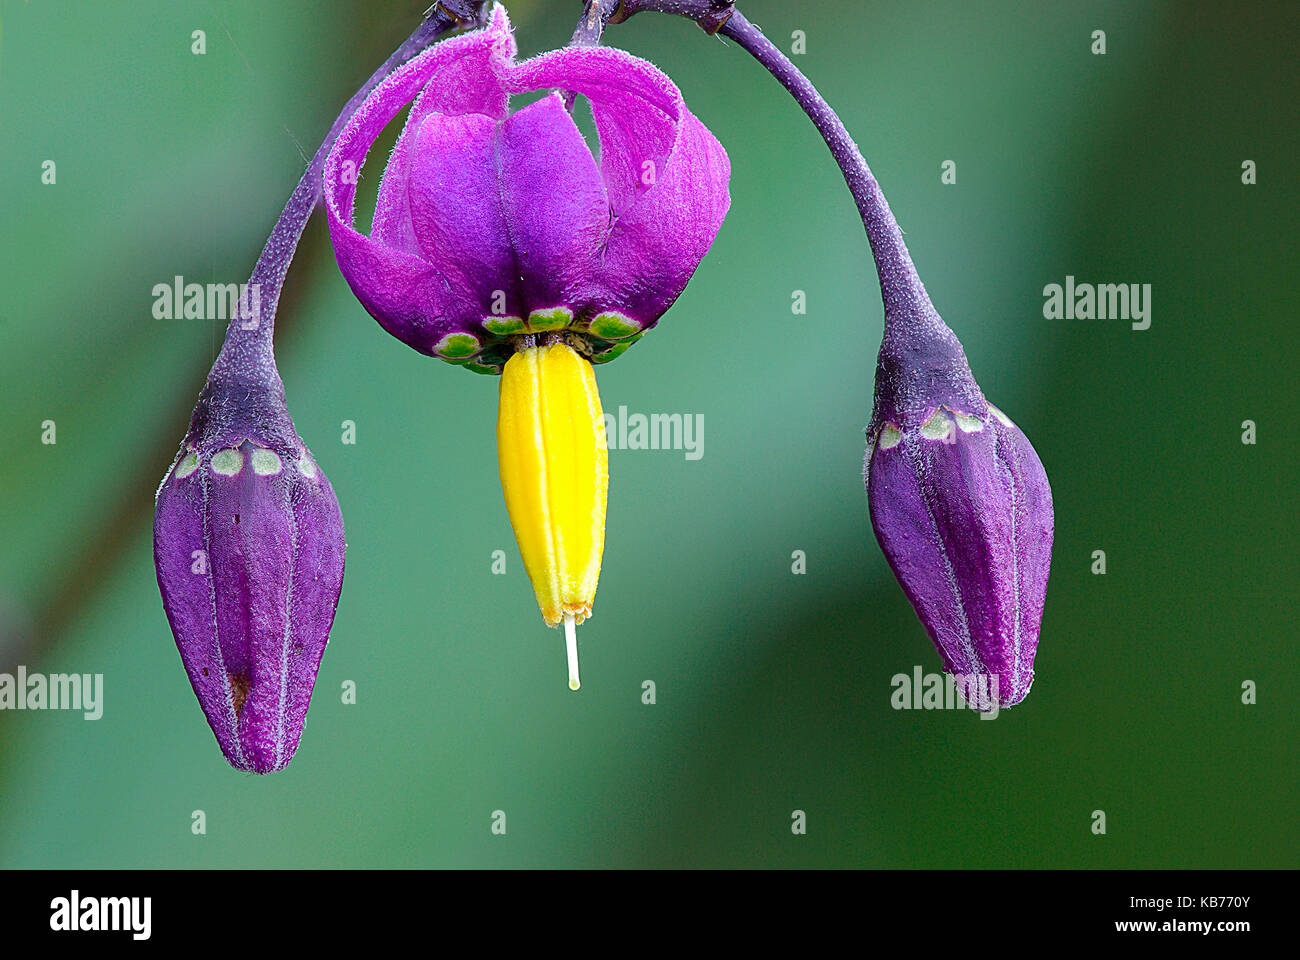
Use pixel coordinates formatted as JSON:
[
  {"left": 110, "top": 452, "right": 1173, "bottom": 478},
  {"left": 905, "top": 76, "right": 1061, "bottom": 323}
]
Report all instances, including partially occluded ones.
[{"left": 1, "top": 0, "right": 1295, "bottom": 868}]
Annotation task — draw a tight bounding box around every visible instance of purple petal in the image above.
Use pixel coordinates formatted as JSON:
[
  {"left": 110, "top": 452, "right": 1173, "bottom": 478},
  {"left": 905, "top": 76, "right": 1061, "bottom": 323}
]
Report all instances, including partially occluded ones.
[
  {"left": 592, "top": 110, "right": 731, "bottom": 326},
  {"left": 282, "top": 462, "right": 346, "bottom": 764},
  {"left": 154, "top": 457, "right": 238, "bottom": 757},
  {"left": 373, "top": 7, "right": 514, "bottom": 259},
  {"left": 326, "top": 231, "right": 481, "bottom": 357},
  {"left": 204, "top": 449, "right": 295, "bottom": 771},
  {"left": 406, "top": 112, "right": 520, "bottom": 318},
  {"left": 495, "top": 93, "right": 609, "bottom": 317},
  {"left": 324, "top": 6, "right": 516, "bottom": 354},
  {"left": 504, "top": 45, "right": 731, "bottom": 330}
]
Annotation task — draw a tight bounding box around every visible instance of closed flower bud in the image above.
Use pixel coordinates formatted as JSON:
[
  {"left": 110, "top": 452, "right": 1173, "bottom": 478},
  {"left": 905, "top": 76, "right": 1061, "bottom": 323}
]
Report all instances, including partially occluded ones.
[
  {"left": 865, "top": 295, "right": 1053, "bottom": 710},
  {"left": 154, "top": 379, "right": 345, "bottom": 772},
  {"left": 149, "top": 7, "right": 486, "bottom": 767}
]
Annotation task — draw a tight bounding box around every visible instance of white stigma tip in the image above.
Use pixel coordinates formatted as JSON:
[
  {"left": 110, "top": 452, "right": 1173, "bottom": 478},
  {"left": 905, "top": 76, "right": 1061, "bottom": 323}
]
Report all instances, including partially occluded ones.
[{"left": 565, "top": 615, "right": 580, "bottom": 692}]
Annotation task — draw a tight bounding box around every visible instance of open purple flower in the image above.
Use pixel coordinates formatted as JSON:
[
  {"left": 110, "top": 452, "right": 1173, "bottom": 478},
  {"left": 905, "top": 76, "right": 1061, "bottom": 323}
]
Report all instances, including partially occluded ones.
[
  {"left": 323, "top": 4, "right": 730, "bottom": 373},
  {"left": 320, "top": 4, "right": 729, "bottom": 686},
  {"left": 155, "top": 375, "right": 345, "bottom": 773}
]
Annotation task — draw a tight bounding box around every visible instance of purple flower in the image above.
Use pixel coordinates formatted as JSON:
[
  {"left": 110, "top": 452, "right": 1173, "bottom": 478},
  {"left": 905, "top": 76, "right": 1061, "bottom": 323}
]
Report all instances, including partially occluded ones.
[
  {"left": 154, "top": 378, "right": 345, "bottom": 773},
  {"left": 865, "top": 288, "right": 1053, "bottom": 710},
  {"left": 323, "top": 4, "right": 730, "bottom": 373}
]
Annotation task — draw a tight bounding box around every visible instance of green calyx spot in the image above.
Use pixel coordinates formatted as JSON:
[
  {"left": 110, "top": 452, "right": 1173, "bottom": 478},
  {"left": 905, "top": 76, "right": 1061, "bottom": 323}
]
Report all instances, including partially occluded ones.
[
  {"left": 251, "top": 448, "right": 283, "bottom": 476},
  {"left": 211, "top": 448, "right": 243, "bottom": 476},
  {"left": 174, "top": 451, "right": 200, "bottom": 479},
  {"left": 954, "top": 412, "right": 984, "bottom": 433},
  {"left": 526, "top": 307, "right": 573, "bottom": 333},
  {"left": 588, "top": 311, "right": 642, "bottom": 341},
  {"left": 591, "top": 332, "right": 644, "bottom": 364},
  {"left": 920, "top": 410, "right": 955, "bottom": 442},
  {"left": 878, "top": 424, "right": 903, "bottom": 450},
  {"left": 298, "top": 456, "right": 318, "bottom": 479},
  {"left": 482, "top": 316, "right": 526, "bottom": 337},
  {"left": 434, "top": 332, "right": 481, "bottom": 359}
]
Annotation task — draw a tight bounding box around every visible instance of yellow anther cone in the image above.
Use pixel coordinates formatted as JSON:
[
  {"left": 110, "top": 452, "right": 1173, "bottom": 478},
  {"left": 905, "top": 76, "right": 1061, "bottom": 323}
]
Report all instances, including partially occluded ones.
[{"left": 497, "top": 341, "right": 608, "bottom": 688}]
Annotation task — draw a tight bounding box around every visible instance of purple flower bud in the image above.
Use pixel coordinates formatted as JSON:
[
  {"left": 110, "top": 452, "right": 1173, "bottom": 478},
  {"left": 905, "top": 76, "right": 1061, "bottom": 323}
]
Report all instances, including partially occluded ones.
[
  {"left": 149, "top": 4, "right": 465, "bottom": 770},
  {"left": 154, "top": 376, "right": 345, "bottom": 773},
  {"left": 865, "top": 289, "right": 1053, "bottom": 710},
  {"left": 323, "top": 4, "right": 730, "bottom": 373}
]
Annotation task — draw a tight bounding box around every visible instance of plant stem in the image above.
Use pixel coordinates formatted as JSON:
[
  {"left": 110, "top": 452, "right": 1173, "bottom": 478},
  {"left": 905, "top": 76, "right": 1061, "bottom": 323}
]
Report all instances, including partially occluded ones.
[
  {"left": 208, "top": 1, "right": 490, "bottom": 388},
  {"left": 581, "top": 0, "right": 938, "bottom": 327}
]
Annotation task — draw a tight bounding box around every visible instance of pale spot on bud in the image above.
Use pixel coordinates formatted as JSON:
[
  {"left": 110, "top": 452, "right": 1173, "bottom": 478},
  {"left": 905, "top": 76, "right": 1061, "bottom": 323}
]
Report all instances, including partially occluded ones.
[
  {"left": 920, "top": 410, "right": 956, "bottom": 443},
  {"left": 878, "top": 423, "right": 903, "bottom": 450},
  {"left": 251, "top": 449, "right": 283, "bottom": 475},
  {"left": 175, "top": 451, "right": 200, "bottom": 479},
  {"left": 211, "top": 448, "right": 243, "bottom": 476}
]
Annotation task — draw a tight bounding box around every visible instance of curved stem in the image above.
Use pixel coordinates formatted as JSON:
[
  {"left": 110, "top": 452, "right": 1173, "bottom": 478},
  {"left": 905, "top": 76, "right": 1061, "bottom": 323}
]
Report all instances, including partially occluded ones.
[
  {"left": 582, "top": 0, "right": 937, "bottom": 328},
  {"left": 208, "top": 1, "right": 490, "bottom": 386},
  {"left": 718, "top": 12, "right": 934, "bottom": 319}
]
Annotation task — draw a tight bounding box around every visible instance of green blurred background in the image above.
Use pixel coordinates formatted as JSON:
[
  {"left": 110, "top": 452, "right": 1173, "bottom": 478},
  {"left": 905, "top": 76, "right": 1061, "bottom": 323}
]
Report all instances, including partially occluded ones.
[{"left": 1, "top": 0, "right": 1295, "bottom": 868}]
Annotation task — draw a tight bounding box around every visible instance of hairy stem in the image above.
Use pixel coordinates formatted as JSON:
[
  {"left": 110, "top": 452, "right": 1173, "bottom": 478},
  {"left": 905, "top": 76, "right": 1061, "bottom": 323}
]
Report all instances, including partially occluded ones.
[
  {"left": 208, "top": 1, "right": 491, "bottom": 386},
  {"left": 581, "top": 0, "right": 937, "bottom": 327}
]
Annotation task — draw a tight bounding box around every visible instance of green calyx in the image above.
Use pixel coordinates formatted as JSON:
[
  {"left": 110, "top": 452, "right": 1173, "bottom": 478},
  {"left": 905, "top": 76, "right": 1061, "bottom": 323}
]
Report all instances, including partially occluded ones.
[
  {"left": 586, "top": 311, "right": 642, "bottom": 341},
  {"left": 591, "top": 332, "right": 644, "bottom": 364},
  {"left": 526, "top": 307, "right": 573, "bottom": 332},
  {"left": 482, "top": 316, "right": 526, "bottom": 337},
  {"left": 455, "top": 309, "right": 651, "bottom": 376},
  {"left": 433, "top": 332, "right": 482, "bottom": 359}
]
